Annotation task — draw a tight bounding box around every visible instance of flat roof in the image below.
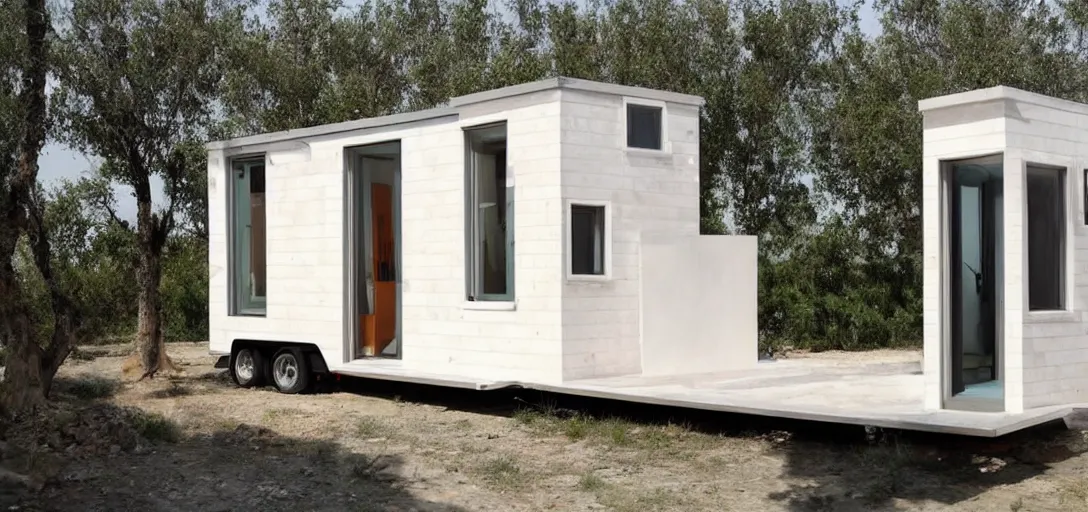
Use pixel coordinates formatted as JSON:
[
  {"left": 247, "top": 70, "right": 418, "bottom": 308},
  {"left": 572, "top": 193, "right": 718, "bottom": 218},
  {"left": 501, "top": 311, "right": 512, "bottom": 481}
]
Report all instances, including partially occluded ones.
[
  {"left": 207, "top": 77, "right": 706, "bottom": 151},
  {"left": 918, "top": 85, "right": 1088, "bottom": 116}
]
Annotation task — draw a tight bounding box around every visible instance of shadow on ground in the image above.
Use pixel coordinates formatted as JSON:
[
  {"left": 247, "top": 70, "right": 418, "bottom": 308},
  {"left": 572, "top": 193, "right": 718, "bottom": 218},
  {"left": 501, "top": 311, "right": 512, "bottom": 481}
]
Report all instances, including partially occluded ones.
[
  {"left": 0, "top": 400, "right": 468, "bottom": 512},
  {"left": 333, "top": 375, "right": 1086, "bottom": 511},
  {"left": 766, "top": 420, "right": 1087, "bottom": 511},
  {"left": 51, "top": 370, "right": 236, "bottom": 402}
]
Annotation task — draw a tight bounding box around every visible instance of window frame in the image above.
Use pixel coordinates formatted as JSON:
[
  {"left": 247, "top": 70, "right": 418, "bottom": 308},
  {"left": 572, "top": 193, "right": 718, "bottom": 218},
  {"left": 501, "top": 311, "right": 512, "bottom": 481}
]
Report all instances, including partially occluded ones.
[
  {"left": 565, "top": 199, "right": 612, "bottom": 282},
  {"left": 621, "top": 96, "right": 670, "bottom": 153},
  {"left": 1025, "top": 163, "right": 1068, "bottom": 312},
  {"left": 1082, "top": 168, "right": 1088, "bottom": 225},
  {"left": 463, "top": 122, "right": 515, "bottom": 303},
  {"left": 229, "top": 155, "right": 268, "bottom": 317}
]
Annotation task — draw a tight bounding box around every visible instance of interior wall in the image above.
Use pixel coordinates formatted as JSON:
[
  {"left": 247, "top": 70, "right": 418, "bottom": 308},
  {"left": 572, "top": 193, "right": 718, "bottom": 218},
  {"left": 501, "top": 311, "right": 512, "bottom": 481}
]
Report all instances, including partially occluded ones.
[{"left": 358, "top": 154, "right": 400, "bottom": 357}]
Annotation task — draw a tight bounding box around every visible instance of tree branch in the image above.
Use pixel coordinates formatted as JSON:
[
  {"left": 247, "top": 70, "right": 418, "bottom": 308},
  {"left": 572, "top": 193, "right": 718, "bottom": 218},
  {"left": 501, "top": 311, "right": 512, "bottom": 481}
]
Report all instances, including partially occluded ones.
[{"left": 93, "top": 190, "right": 128, "bottom": 230}]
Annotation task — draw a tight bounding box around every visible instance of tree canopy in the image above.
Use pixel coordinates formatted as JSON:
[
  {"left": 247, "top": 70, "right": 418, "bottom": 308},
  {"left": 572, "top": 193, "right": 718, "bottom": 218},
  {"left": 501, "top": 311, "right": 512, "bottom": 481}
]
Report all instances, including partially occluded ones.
[{"left": 7, "top": 0, "right": 1088, "bottom": 406}]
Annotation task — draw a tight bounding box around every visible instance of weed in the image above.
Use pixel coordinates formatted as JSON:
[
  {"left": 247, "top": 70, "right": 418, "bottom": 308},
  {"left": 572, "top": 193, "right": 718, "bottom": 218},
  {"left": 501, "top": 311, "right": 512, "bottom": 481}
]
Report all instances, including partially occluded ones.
[
  {"left": 856, "top": 442, "right": 914, "bottom": 503},
  {"left": 68, "top": 347, "right": 97, "bottom": 362},
  {"left": 1009, "top": 497, "right": 1024, "bottom": 511},
  {"left": 458, "top": 441, "right": 488, "bottom": 455},
  {"left": 1060, "top": 478, "right": 1088, "bottom": 505},
  {"left": 512, "top": 408, "right": 541, "bottom": 426},
  {"left": 132, "top": 411, "right": 181, "bottom": 443},
  {"left": 598, "top": 487, "right": 681, "bottom": 512},
  {"left": 63, "top": 376, "right": 119, "bottom": 400},
  {"left": 563, "top": 417, "right": 590, "bottom": 440},
  {"left": 356, "top": 417, "right": 386, "bottom": 439},
  {"left": 350, "top": 453, "right": 392, "bottom": 480},
  {"left": 479, "top": 456, "right": 526, "bottom": 491},
  {"left": 309, "top": 443, "right": 337, "bottom": 463},
  {"left": 213, "top": 419, "right": 241, "bottom": 433},
  {"left": 262, "top": 407, "right": 304, "bottom": 423},
  {"left": 578, "top": 472, "right": 608, "bottom": 492},
  {"left": 149, "top": 381, "right": 191, "bottom": 399}
]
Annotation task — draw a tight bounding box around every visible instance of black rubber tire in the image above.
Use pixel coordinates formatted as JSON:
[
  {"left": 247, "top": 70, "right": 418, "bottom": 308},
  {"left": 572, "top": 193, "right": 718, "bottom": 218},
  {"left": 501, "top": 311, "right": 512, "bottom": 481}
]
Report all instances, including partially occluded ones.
[
  {"left": 270, "top": 348, "right": 310, "bottom": 394},
  {"left": 232, "top": 347, "right": 266, "bottom": 388}
]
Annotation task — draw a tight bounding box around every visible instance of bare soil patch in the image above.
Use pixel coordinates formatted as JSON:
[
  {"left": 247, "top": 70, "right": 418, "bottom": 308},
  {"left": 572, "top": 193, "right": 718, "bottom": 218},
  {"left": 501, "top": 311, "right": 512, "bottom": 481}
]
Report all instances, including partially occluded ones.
[{"left": 1, "top": 342, "right": 1087, "bottom": 511}]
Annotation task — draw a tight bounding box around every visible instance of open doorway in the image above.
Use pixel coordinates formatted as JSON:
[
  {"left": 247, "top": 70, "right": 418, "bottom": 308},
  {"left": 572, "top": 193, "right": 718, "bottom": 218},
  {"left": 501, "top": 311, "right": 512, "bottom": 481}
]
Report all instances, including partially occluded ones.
[
  {"left": 346, "top": 141, "right": 402, "bottom": 360},
  {"left": 945, "top": 155, "right": 1003, "bottom": 409}
]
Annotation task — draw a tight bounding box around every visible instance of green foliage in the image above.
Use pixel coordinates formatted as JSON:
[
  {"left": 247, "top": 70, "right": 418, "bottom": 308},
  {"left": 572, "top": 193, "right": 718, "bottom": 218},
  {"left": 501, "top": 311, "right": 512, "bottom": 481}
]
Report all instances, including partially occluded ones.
[
  {"left": 160, "top": 235, "right": 208, "bottom": 342},
  {"left": 131, "top": 410, "right": 181, "bottom": 443},
  {"left": 21, "top": 0, "right": 1088, "bottom": 354},
  {"left": 61, "top": 375, "right": 120, "bottom": 400}
]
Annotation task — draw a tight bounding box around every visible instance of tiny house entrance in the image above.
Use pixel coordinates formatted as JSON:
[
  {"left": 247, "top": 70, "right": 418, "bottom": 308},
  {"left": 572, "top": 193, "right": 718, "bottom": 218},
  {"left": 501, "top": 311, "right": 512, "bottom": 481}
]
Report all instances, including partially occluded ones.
[
  {"left": 346, "top": 141, "right": 402, "bottom": 360},
  {"left": 944, "top": 155, "right": 1004, "bottom": 410}
]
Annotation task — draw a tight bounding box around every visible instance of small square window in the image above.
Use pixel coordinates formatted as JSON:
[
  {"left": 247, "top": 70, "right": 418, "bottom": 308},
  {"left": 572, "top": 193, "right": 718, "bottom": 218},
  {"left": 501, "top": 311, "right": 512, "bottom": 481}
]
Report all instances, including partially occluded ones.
[
  {"left": 570, "top": 204, "right": 606, "bottom": 275},
  {"left": 626, "top": 104, "right": 663, "bottom": 150}
]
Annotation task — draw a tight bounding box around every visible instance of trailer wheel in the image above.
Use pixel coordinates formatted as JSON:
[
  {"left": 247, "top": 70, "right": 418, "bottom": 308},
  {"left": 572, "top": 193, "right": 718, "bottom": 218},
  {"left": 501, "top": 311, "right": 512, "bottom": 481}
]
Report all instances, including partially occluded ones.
[
  {"left": 271, "top": 348, "right": 310, "bottom": 394},
  {"left": 232, "top": 347, "right": 266, "bottom": 388}
]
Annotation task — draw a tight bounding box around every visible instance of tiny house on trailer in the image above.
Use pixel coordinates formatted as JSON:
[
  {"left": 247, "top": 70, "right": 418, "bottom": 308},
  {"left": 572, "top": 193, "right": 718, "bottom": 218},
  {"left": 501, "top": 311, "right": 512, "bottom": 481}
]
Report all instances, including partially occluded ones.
[
  {"left": 207, "top": 79, "right": 1088, "bottom": 437},
  {"left": 205, "top": 77, "right": 759, "bottom": 394}
]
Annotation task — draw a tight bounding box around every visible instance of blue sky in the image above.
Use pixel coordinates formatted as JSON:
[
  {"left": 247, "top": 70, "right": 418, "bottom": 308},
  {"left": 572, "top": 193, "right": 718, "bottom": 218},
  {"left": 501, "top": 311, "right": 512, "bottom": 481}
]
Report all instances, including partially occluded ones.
[{"left": 37, "top": 0, "right": 882, "bottom": 221}]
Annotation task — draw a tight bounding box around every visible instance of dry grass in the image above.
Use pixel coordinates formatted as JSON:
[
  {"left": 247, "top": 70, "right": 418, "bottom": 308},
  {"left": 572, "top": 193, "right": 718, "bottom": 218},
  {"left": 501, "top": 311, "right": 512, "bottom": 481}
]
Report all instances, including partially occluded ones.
[
  {"left": 1059, "top": 477, "right": 1088, "bottom": 507},
  {"left": 130, "top": 411, "right": 181, "bottom": 443},
  {"left": 56, "top": 375, "right": 120, "bottom": 400},
  {"left": 577, "top": 472, "right": 607, "bottom": 492},
  {"left": 10, "top": 341, "right": 1086, "bottom": 512},
  {"left": 514, "top": 407, "right": 721, "bottom": 456},
  {"left": 477, "top": 455, "right": 527, "bottom": 492},
  {"left": 355, "top": 417, "right": 389, "bottom": 439}
]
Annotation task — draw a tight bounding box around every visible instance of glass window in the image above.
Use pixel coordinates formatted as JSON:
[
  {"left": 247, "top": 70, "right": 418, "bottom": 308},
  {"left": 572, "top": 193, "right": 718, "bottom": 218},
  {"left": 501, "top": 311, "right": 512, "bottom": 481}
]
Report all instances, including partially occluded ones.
[
  {"left": 465, "top": 123, "right": 513, "bottom": 301},
  {"left": 626, "top": 103, "right": 663, "bottom": 150},
  {"left": 1026, "top": 165, "right": 1065, "bottom": 311},
  {"left": 232, "top": 158, "right": 267, "bottom": 315},
  {"left": 570, "top": 204, "right": 605, "bottom": 275}
]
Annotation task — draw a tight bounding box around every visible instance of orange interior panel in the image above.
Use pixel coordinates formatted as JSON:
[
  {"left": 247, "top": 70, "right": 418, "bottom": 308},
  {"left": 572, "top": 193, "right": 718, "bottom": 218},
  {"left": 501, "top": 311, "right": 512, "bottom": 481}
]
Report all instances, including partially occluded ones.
[{"left": 361, "top": 183, "right": 397, "bottom": 356}]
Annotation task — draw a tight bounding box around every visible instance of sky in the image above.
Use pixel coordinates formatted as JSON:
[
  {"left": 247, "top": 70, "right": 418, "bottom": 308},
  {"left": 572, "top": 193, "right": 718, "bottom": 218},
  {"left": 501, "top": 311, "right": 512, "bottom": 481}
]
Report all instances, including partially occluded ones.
[{"left": 36, "top": 1, "right": 883, "bottom": 221}]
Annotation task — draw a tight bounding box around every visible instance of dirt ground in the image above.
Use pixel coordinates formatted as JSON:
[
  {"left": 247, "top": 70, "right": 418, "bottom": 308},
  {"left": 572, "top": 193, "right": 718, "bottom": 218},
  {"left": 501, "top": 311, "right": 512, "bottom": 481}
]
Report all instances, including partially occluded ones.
[{"left": 3, "top": 343, "right": 1088, "bottom": 511}]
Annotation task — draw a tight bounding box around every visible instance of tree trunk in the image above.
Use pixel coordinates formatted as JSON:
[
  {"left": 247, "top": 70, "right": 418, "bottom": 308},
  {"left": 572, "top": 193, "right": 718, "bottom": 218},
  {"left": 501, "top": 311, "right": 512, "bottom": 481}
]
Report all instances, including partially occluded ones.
[
  {"left": 1, "top": 330, "right": 45, "bottom": 412},
  {"left": 0, "top": 0, "right": 51, "bottom": 415},
  {"left": 123, "top": 245, "right": 177, "bottom": 380}
]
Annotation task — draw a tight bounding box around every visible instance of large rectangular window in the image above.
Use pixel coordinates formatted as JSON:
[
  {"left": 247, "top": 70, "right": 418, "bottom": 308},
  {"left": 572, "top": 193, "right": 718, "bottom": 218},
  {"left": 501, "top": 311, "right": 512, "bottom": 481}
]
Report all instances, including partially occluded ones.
[
  {"left": 232, "top": 158, "right": 267, "bottom": 315},
  {"left": 570, "top": 204, "right": 606, "bottom": 276},
  {"left": 1026, "top": 164, "right": 1065, "bottom": 311},
  {"left": 465, "top": 123, "right": 513, "bottom": 301}
]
